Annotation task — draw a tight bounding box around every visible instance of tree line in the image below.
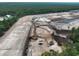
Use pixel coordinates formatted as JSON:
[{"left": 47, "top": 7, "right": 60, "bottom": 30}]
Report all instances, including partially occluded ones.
[{"left": 0, "top": 6, "right": 79, "bottom": 37}]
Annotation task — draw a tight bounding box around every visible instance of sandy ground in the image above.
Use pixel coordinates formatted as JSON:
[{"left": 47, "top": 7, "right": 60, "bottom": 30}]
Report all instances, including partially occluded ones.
[
  {"left": 27, "top": 20, "right": 62, "bottom": 56},
  {"left": 0, "top": 11, "right": 79, "bottom": 56}
]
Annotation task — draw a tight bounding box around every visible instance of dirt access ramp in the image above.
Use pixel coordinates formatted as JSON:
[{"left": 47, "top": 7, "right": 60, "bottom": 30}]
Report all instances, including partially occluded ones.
[{"left": 0, "top": 16, "right": 33, "bottom": 56}]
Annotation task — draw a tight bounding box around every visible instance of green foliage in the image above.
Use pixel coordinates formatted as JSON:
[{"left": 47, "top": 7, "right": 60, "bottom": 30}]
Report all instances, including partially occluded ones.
[
  {"left": 0, "top": 16, "right": 17, "bottom": 37},
  {"left": 60, "top": 27, "right": 79, "bottom": 56},
  {"left": 0, "top": 6, "right": 79, "bottom": 17},
  {"left": 41, "top": 46, "right": 78, "bottom": 56},
  {"left": 41, "top": 51, "right": 51, "bottom": 56},
  {"left": 0, "top": 24, "right": 6, "bottom": 36},
  {"left": 41, "top": 50, "right": 59, "bottom": 56},
  {"left": 70, "top": 27, "right": 79, "bottom": 43},
  {"left": 41, "top": 27, "right": 79, "bottom": 56},
  {"left": 59, "top": 46, "right": 78, "bottom": 56}
]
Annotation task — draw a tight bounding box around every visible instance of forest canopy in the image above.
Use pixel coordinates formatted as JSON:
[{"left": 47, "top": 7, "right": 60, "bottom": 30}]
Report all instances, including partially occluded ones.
[{"left": 0, "top": 4, "right": 79, "bottom": 37}]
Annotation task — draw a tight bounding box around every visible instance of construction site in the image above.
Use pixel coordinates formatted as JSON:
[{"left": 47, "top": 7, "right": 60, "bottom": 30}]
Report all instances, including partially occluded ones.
[{"left": 0, "top": 10, "right": 79, "bottom": 56}]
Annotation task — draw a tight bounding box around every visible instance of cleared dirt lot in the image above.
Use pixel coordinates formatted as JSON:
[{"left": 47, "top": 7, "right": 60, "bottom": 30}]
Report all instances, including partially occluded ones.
[{"left": 0, "top": 11, "right": 79, "bottom": 56}]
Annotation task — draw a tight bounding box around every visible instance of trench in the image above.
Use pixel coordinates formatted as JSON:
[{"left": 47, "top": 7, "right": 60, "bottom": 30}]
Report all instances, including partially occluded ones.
[
  {"left": 22, "top": 22, "right": 54, "bottom": 55},
  {"left": 22, "top": 25, "right": 33, "bottom": 56}
]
